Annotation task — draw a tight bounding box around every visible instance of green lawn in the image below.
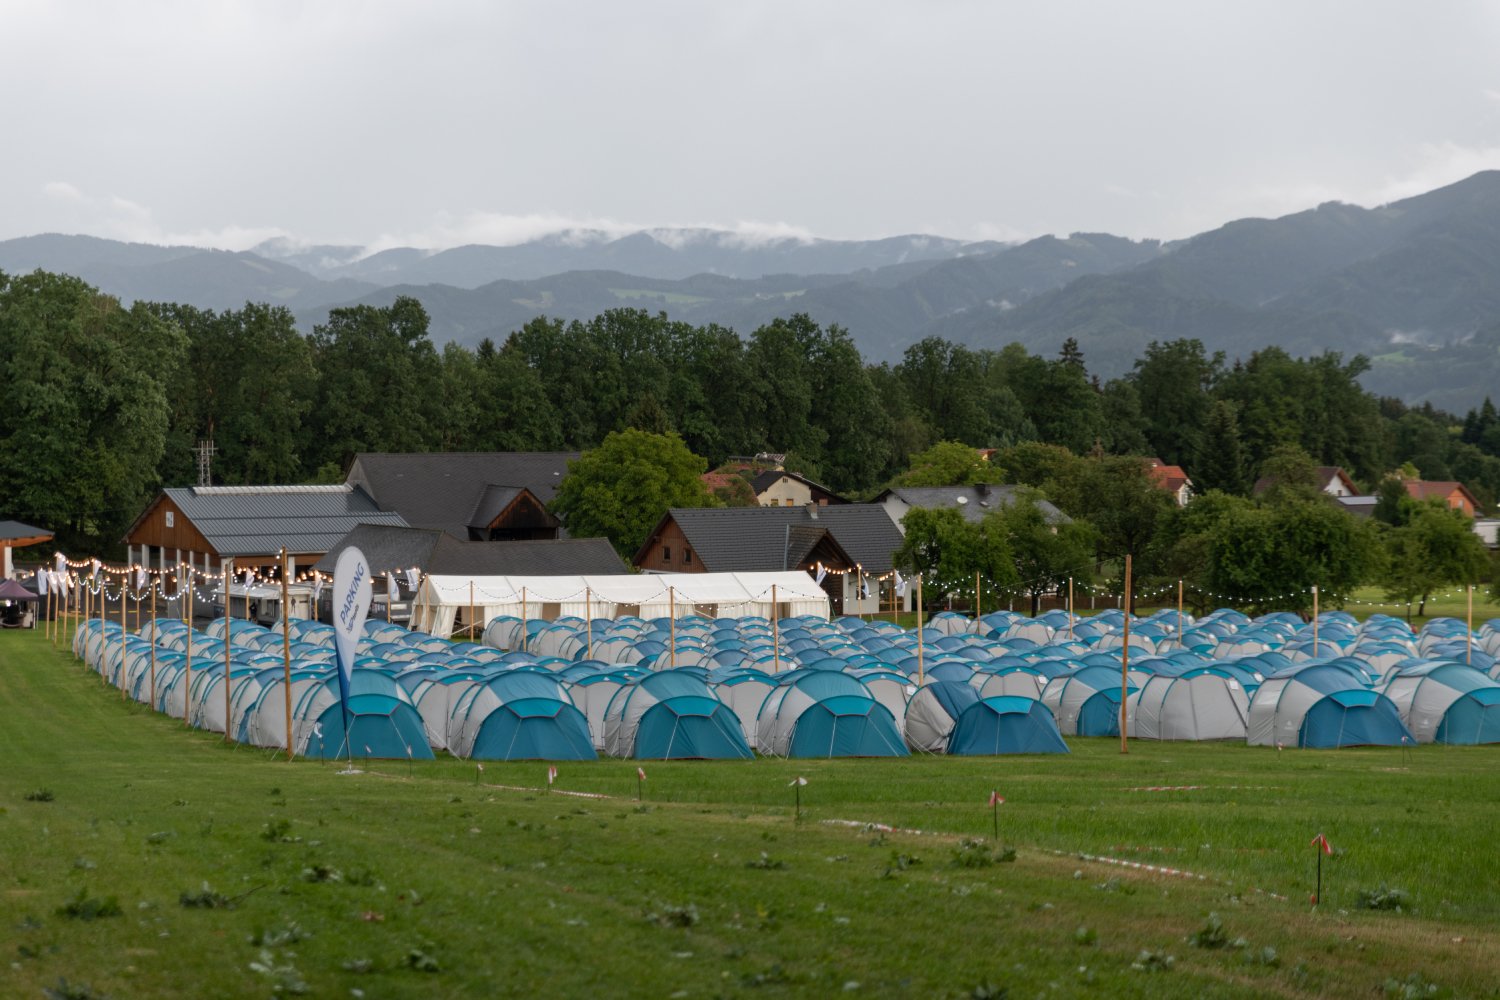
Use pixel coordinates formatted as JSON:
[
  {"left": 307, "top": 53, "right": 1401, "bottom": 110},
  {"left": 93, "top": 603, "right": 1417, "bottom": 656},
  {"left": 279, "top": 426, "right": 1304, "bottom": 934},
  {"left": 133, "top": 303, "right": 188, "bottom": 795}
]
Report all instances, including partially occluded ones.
[{"left": 3, "top": 628, "right": 1498, "bottom": 998}]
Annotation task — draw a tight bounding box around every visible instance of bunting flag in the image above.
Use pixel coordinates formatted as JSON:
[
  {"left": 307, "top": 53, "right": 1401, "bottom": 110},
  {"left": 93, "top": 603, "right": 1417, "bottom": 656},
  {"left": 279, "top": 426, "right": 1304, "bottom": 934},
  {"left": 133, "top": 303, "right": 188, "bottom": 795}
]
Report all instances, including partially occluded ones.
[
  {"left": 1311, "top": 832, "right": 1333, "bottom": 855},
  {"left": 989, "top": 790, "right": 1004, "bottom": 807}
]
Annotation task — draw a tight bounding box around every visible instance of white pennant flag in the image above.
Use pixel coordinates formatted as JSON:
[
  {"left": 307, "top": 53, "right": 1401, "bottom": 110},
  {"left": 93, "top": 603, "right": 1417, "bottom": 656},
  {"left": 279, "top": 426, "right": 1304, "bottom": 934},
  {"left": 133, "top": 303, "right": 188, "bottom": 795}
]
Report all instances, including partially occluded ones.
[
  {"left": 405, "top": 568, "right": 420, "bottom": 591},
  {"left": 55, "top": 552, "right": 66, "bottom": 573},
  {"left": 894, "top": 571, "right": 907, "bottom": 597},
  {"left": 136, "top": 567, "right": 148, "bottom": 592},
  {"left": 814, "top": 564, "right": 827, "bottom": 585},
  {"left": 36, "top": 569, "right": 48, "bottom": 595},
  {"left": 387, "top": 572, "right": 400, "bottom": 601}
]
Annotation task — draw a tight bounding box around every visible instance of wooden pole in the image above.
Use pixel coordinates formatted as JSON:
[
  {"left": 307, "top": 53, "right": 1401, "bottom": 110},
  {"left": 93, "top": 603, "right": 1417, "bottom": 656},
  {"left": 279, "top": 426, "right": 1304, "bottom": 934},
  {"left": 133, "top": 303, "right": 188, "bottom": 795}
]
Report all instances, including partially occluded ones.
[
  {"left": 149, "top": 572, "right": 158, "bottom": 711},
  {"left": 585, "top": 587, "right": 594, "bottom": 660},
  {"left": 1467, "top": 584, "right": 1474, "bottom": 666},
  {"left": 668, "top": 587, "right": 677, "bottom": 670},
  {"left": 1120, "top": 554, "right": 1132, "bottom": 754},
  {"left": 1312, "top": 585, "right": 1320, "bottom": 651},
  {"left": 975, "top": 569, "right": 981, "bottom": 622},
  {"left": 281, "top": 548, "right": 294, "bottom": 761},
  {"left": 1068, "top": 577, "right": 1074, "bottom": 641},
  {"left": 916, "top": 573, "right": 925, "bottom": 687},
  {"left": 118, "top": 569, "right": 127, "bottom": 700},
  {"left": 1177, "top": 579, "right": 1184, "bottom": 648},
  {"left": 771, "top": 584, "right": 781, "bottom": 673},
  {"left": 223, "top": 558, "right": 233, "bottom": 742},
  {"left": 183, "top": 562, "right": 194, "bottom": 727},
  {"left": 857, "top": 567, "right": 865, "bottom": 620},
  {"left": 520, "top": 586, "right": 528, "bottom": 653},
  {"left": 468, "top": 580, "right": 476, "bottom": 643},
  {"left": 45, "top": 579, "right": 54, "bottom": 644}
]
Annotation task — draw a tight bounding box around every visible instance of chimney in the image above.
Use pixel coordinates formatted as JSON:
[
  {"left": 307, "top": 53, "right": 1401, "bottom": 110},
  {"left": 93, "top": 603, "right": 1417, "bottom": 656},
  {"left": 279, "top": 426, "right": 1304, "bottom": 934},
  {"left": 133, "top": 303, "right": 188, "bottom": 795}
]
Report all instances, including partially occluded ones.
[{"left": 805, "top": 501, "right": 818, "bottom": 520}]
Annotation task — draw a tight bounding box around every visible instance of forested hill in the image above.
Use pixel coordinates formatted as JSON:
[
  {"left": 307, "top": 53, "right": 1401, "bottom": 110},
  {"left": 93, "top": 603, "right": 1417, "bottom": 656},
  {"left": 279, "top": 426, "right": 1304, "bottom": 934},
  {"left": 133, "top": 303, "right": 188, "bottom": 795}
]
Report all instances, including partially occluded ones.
[{"left": 5, "top": 171, "right": 1500, "bottom": 407}]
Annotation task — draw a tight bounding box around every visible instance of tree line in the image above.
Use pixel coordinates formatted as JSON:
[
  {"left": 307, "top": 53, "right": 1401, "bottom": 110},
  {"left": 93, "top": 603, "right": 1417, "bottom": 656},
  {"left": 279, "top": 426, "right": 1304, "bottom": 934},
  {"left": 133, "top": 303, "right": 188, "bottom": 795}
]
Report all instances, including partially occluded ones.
[{"left": 4, "top": 268, "right": 1500, "bottom": 572}]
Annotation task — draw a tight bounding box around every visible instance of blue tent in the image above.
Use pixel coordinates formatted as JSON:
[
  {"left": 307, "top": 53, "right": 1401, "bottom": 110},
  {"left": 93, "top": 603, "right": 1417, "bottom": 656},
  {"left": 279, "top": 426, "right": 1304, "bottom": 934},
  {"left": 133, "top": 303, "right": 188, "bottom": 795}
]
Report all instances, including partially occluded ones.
[
  {"left": 449, "top": 672, "right": 596, "bottom": 761},
  {"left": 603, "top": 672, "right": 752, "bottom": 760},
  {"left": 757, "top": 672, "right": 908, "bottom": 758},
  {"left": 948, "top": 696, "right": 1069, "bottom": 755},
  {"left": 298, "top": 673, "right": 434, "bottom": 760}
]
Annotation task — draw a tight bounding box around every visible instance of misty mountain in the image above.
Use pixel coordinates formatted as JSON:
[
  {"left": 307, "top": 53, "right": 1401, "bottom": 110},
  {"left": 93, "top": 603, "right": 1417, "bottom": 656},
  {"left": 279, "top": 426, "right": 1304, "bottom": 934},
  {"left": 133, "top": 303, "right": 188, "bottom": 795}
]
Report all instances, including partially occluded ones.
[
  {"left": 255, "top": 229, "right": 1009, "bottom": 285},
  {"left": 917, "top": 171, "right": 1500, "bottom": 406},
  {"left": 8, "top": 171, "right": 1500, "bottom": 410},
  {"left": 0, "top": 235, "right": 377, "bottom": 312}
]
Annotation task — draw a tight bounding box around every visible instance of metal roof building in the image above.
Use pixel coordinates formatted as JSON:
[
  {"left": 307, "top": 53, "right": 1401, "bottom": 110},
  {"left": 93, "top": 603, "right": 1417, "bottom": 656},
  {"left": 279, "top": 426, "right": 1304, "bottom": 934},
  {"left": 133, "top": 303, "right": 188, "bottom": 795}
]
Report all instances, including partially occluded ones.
[
  {"left": 122, "top": 485, "right": 408, "bottom": 577},
  {"left": 346, "top": 452, "right": 579, "bottom": 539}
]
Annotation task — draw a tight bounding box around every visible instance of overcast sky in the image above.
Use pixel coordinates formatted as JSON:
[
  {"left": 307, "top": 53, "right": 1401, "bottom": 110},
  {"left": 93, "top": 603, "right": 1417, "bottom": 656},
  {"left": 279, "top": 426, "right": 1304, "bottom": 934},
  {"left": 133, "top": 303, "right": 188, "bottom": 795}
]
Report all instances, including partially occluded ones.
[{"left": 4, "top": 1, "right": 1499, "bottom": 251}]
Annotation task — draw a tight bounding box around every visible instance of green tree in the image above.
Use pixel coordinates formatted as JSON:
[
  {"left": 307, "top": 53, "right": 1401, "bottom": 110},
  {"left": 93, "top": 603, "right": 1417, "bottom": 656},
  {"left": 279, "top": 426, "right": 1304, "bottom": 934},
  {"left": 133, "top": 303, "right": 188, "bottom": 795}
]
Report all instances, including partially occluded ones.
[
  {"left": 306, "top": 296, "right": 442, "bottom": 471},
  {"left": 891, "top": 441, "right": 1001, "bottom": 488},
  {"left": 1381, "top": 501, "right": 1490, "bottom": 618},
  {"left": 1373, "top": 476, "right": 1409, "bottom": 526},
  {"left": 1129, "top": 339, "right": 1222, "bottom": 467},
  {"left": 550, "top": 429, "right": 720, "bottom": 556},
  {"left": 1192, "top": 399, "right": 1249, "bottom": 495},
  {"left": 989, "top": 491, "right": 1097, "bottom": 616},
  {"left": 0, "top": 271, "right": 187, "bottom": 553}
]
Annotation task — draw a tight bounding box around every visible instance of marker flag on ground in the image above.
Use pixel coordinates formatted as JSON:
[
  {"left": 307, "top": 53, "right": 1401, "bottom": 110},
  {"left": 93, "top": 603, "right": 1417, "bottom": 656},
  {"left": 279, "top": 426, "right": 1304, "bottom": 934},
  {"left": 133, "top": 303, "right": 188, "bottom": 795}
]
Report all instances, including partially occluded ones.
[
  {"left": 1312, "top": 832, "right": 1333, "bottom": 855},
  {"left": 547, "top": 766, "right": 558, "bottom": 785},
  {"left": 637, "top": 767, "right": 647, "bottom": 781},
  {"left": 331, "top": 546, "right": 372, "bottom": 740},
  {"left": 989, "top": 790, "right": 1004, "bottom": 807},
  {"left": 789, "top": 776, "right": 807, "bottom": 787}
]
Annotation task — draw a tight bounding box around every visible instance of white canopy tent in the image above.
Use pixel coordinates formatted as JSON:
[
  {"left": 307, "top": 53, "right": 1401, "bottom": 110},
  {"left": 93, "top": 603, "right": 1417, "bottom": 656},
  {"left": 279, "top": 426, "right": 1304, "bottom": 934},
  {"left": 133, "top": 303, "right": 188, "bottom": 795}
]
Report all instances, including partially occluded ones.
[{"left": 410, "top": 571, "right": 830, "bottom": 637}]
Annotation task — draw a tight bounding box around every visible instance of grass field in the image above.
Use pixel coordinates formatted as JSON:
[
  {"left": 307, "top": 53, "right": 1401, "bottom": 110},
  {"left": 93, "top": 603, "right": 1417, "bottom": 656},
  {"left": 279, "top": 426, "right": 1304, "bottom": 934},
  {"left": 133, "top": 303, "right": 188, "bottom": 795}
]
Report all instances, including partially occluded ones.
[{"left": 4, "top": 629, "right": 1499, "bottom": 999}]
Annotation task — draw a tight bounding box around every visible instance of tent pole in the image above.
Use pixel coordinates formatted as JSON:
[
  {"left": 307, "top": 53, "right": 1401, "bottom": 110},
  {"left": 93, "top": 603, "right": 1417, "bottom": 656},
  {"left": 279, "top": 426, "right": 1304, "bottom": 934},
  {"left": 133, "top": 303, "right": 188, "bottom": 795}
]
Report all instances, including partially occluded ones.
[
  {"left": 916, "top": 573, "right": 925, "bottom": 687},
  {"left": 281, "top": 547, "right": 294, "bottom": 761},
  {"left": 1120, "top": 554, "right": 1131, "bottom": 754},
  {"left": 224, "top": 558, "right": 233, "bottom": 743},
  {"left": 772, "top": 584, "right": 780, "bottom": 673}
]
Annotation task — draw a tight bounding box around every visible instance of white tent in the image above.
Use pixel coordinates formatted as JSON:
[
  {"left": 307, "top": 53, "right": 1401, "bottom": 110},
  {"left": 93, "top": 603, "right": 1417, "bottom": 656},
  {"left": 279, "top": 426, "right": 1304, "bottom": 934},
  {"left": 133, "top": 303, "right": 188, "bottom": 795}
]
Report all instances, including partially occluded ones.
[{"left": 411, "top": 571, "right": 830, "bottom": 638}]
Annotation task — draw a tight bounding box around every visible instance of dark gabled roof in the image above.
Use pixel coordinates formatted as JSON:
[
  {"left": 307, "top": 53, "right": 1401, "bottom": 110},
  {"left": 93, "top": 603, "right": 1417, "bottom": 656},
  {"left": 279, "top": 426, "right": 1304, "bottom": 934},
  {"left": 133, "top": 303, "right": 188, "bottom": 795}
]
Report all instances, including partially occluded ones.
[
  {"left": 427, "top": 537, "right": 627, "bottom": 577},
  {"left": 148, "top": 485, "right": 407, "bottom": 558},
  {"left": 874, "top": 485, "right": 1071, "bottom": 526},
  {"left": 467, "top": 485, "right": 525, "bottom": 532},
  {"left": 0, "top": 520, "right": 53, "bottom": 544},
  {"left": 315, "top": 524, "right": 625, "bottom": 577},
  {"left": 314, "top": 524, "right": 447, "bottom": 574},
  {"left": 639, "top": 504, "right": 903, "bottom": 573},
  {"left": 347, "top": 451, "right": 580, "bottom": 537}
]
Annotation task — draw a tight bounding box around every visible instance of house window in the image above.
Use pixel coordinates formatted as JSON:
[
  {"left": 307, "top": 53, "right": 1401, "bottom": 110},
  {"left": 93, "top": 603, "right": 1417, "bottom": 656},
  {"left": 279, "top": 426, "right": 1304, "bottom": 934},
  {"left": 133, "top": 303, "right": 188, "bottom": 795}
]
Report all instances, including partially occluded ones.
[
  {"left": 685, "top": 549, "right": 693, "bottom": 564},
  {"left": 662, "top": 546, "right": 671, "bottom": 561}
]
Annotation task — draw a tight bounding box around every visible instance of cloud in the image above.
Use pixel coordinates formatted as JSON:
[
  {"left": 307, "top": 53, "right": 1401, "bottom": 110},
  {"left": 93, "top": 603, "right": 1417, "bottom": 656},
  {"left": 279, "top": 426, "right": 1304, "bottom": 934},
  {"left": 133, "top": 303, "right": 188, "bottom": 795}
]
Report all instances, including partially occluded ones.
[
  {"left": 1370, "top": 142, "right": 1500, "bottom": 204},
  {"left": 33, "top": 181, "right": 286, "bottom": 250}
]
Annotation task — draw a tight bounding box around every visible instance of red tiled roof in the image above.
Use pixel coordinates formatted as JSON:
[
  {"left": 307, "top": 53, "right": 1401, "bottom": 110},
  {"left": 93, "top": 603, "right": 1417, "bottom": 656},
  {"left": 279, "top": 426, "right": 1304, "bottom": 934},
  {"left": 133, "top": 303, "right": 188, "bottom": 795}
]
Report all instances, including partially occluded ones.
[{"left": 1145, "top": 459, "right": 1190, "bottom": 493}]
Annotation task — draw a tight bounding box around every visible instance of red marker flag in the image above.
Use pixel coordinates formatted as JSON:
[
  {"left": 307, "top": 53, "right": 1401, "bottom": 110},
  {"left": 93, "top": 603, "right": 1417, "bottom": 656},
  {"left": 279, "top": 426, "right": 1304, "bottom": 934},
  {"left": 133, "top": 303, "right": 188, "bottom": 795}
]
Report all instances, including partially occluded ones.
[
  {"left": 988, "top": 790, "right": 1004, "bottom": 807},
  {"left": 1311, "top": 832, "right": 1332, "bottom": 855},
  {"left": 547, "top": 766, "right": 558, "bottom": 785},
  {"left": 637, "top": 767, "right": 647, "bottom": 781}
]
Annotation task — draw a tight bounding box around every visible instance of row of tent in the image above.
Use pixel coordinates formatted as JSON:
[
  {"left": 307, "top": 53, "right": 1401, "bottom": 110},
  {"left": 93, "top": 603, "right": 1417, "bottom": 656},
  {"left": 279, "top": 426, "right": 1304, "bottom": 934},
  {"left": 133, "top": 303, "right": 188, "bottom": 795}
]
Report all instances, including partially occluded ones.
[
  {"left": 68, "top": 603, "right": 1500, "bottom": 758},
  {"left": 476, "top": 606, "right": 1500, "bottom": 749},
  {"left": 70, "top": 614, "right": 1067, "bottom": 759}
]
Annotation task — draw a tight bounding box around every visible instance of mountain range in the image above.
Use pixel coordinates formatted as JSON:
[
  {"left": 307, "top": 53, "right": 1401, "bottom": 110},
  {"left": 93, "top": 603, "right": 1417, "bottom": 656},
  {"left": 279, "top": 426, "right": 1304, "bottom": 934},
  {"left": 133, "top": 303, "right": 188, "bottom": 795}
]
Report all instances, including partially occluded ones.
[{"left": 4, "top": 170, "right": 1500, "bottom": 411}]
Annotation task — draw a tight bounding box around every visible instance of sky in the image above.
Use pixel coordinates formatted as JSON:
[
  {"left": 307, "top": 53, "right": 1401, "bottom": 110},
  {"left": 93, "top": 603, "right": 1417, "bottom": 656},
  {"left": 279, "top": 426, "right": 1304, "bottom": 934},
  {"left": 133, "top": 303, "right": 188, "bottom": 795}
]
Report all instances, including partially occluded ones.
[{"left": 4, "top": 1, "right": 1500, "bottom": 252}]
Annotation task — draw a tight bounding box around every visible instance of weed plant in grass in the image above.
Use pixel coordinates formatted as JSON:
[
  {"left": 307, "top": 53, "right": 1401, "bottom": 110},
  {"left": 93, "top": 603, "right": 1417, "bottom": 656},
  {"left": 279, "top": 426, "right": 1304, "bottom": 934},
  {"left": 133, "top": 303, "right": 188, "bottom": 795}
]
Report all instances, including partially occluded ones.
[{"left": 2, "top": 629, "right": 1498, "bottom": 998}]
